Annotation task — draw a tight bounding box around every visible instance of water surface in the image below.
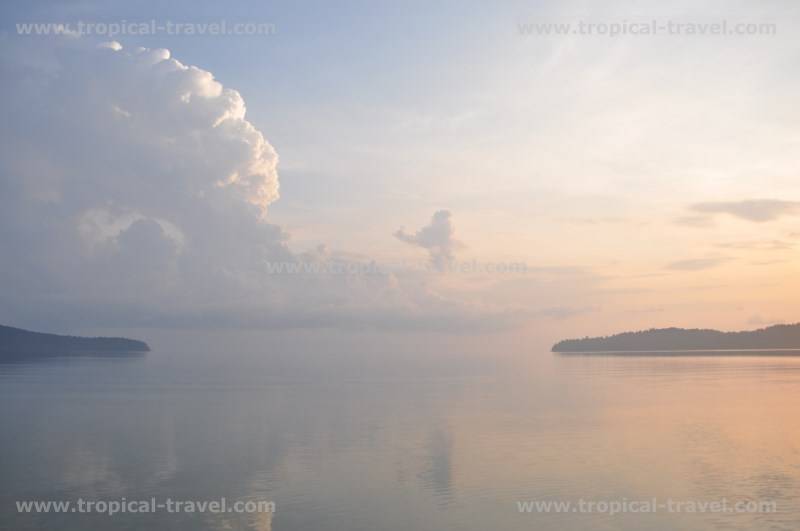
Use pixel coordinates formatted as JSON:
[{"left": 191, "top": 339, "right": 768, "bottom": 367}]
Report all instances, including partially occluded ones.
[{"left": 1, "top": 333, "right": 799, "bottom": 530}]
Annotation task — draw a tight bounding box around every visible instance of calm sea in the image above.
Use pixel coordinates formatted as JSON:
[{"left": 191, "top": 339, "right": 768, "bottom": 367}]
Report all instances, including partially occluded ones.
[{"left": 2, "top": 331, "right": 799, "bottom": 530}]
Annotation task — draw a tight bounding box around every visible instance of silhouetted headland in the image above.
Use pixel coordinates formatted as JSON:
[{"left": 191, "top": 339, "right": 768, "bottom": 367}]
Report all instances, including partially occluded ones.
[
  {"left": 553, "top": 323, "right": 800, "bottom": 353},
  {"left": 0, "top": 324, "right": 150, "bottom": 355}
]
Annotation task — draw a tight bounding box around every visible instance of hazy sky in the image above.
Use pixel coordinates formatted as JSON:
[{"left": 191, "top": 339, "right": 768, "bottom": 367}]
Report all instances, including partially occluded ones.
[{"left": 1, "top": 0, "right": 798, "bottom": 338}]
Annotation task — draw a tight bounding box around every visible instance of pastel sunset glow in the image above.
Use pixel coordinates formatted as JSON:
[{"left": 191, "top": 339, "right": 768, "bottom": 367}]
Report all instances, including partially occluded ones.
[{"left": 2, "top": 2, "right": 800, "bottom": 531}]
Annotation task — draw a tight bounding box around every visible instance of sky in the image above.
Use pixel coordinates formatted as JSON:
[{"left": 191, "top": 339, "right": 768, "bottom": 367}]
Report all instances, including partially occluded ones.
[{"left": 1, "top": 0, "right": 799, "bottom": 340}]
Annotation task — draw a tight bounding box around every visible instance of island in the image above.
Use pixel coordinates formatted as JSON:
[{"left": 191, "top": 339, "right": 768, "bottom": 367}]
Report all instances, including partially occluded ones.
[
  {"left": 0, "top": 324, "right": 150, "bottom": 355},
  {"left": 552, "top": 323, "right": 800, "bottom": 353}
]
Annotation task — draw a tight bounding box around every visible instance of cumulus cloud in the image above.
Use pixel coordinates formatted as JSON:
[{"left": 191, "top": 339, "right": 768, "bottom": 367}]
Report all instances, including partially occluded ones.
[
  {"left": 395, "top": 210, "right": 461, "bottom": 271},
  {"left": 0, "top": 39, "right": 285, "bottom": 319},
  {"left": 0, "top": 38, "right": 522, "bottom": 333},
  {"left": 690, "top": 200, "right": 800, "bottom": 222}
]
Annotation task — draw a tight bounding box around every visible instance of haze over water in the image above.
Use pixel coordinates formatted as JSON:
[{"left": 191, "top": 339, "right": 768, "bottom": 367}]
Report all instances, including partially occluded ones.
[
  {"left": 3, "top": 2, "right": 800, "bottom": 531},
  {"left": 2, "top": 332, "right": 799, "bottom": 531}
]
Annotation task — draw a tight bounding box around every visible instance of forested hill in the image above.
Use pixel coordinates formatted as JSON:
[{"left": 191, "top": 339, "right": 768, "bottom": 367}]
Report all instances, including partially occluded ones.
[
  {"left": 0, "top": 324, "right": 150, "bottom": 354},
  {"left": 552, "top": 324, "right": 800, "bottom": 352}
]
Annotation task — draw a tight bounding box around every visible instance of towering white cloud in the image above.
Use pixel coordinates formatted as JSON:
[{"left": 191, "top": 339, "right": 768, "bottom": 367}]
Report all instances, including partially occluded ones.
[
  {"left": 0, "top": 39, "right": 284, "bottom": 325},
  {"left": 0, "top": 38, "right": 523, "bottom": 332}
]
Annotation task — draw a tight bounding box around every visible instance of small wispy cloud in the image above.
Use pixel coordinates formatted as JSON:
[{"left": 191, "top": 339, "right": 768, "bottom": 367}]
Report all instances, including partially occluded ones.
[
  {"left": 748, "top": 314, "right": 785, "bottom": 326},
  {"left": 690, "top": 200, "right": 800, "bottom": 222},
  {"left": 674, "top": 215, "right": 715, "bottom": 228},
  {"left": 665, "top": 258, "right": 730, "bottom": 271},
  {"left": 751, "top": 259, "right": 788, "bottom": 266},
  {"left": 564, "top": 217, "right": 647, "bottom": 227},
  {"left": 395, "top": 210, "right": 461, "bottom": 271},
  {"left": 537, "top": 306, "right": 597, "bottom": 320},
  {"left": 715, "top": 240, "right": 792, "bottom": 251}
]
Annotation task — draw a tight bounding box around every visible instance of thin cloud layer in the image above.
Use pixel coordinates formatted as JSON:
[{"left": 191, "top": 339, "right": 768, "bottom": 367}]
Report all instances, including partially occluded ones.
[
  {"left": 674, "top": 215, "right": 715, "bottom": 228},
  {"left": 666, "top": 258, "right": 730, "bottom": 271},
  {"left": 690, "top": 200, "right": 800, "bottom": 222}
]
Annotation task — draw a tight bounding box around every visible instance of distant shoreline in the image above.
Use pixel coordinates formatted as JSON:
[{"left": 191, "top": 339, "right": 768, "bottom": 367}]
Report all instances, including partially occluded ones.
[
  {"left": 553, "top": 324, "right": 800, "bottom": 354},
  {"left": 0, "top": 324, "right": 150, "bottom": 355},
  {"left": 557, "top": 348, "right": 800, "bottom": 357}
]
